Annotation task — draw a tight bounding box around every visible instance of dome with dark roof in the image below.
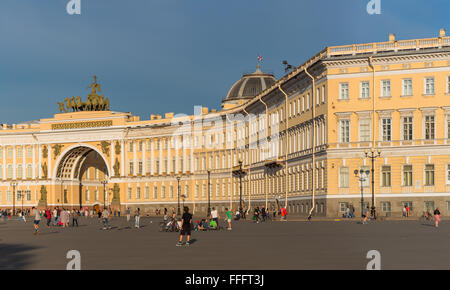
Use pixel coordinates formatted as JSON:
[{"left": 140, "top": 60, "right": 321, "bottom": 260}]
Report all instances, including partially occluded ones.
[{"left": 222, "top": 64, "right": 276, "bottom": 106}]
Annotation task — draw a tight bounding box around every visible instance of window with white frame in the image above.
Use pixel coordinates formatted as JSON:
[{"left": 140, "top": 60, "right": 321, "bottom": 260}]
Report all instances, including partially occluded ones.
[
  {"left": 321, "top": 86, "right": 325, "bottom": 103},
  {"left": 339, "top": 202, "right": 349, "bottom": 212},
  {"left": 360, "top": 81, "right": 370, "bottom": 99},
  {"left": 136, "top": 187, "right": 141, "bottom": 199},
  {"left": 359, "top": 119, "right": 370, "bottom": 142},
  {"left": 381, "top": 80, "right": 391, "bottom": 97},
  {"left": 424, "top": 115, "right": 435, "bottom": 140},
  {"left": 425, "top": 164, "right": 435, "bottom": 186},
  {"left": 339, "top": 167, "right": 349, "bottom": 188},
  {"left": 381, "top": 118, "right": 392, "bottom": 141},
  {"left": 153, "top": 186, "right": 158, "bottom": 199},
  {"left": 161, "top": 186, "right": 165, "bottom": 198},
  {"left": 403, "top": 165, "right": 413, "bottom": 186},
  {"left": 339, "top": 83, "right": 349, "bottom": 100},
  {"left": 145, "top": 186, "right": 149, "bottom": 199},
  {"left": 316, "top": 87, "right": 320, "bottom": 105},
  {"left": 447, "top": 76, "right": 450, "bottom": 93},
  {"left": 381, "top": 166, "right": 391, "bottom": 187},
  {"left": 402, "top": 79, "right": 413, "bottom": 96},
  {"left": 381, "top": 201, "right": 391, "bottom": 212},
  {"left": 127, "top": 188, "right": 132, "bottom": 199},
  {"left": 425, "top": 77, "right": 435, "bottom": 95},
  {"left": 447, "top": 164, "right": 450, "bottom": 185},
  {"left": 403, "top": 116, "right": 413, "bottom": 141},
  {"left": 339, "top": 120, "right": 350, "bottom": 143}
]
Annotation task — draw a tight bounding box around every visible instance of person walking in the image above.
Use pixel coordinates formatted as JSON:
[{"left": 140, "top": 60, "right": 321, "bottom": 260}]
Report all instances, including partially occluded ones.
[
  {"left": 225, "top": 207, "right": 232, "bottom": 230},
  {"left": 72, "top": 209, "right": 79, "bottom": 227},
  {"left": 434, "top": 207, "right": 441, "bottom": 228},
  {"left": 176, "top": 206, "right": 193, "bottom": 246},
  {"left": 32, "top": 206, "right": 40, "bottom": 235},
  {"left": 45, "top": 208, "right": 51, "bottom": 227},
  {"left": 362, "top": 206, "right": 369, "bottom": 224},
  {"left": 102, "top": 207, "right": 111, "bottom": 230},
  {"left": 126, "top": 208, "right": 131, "bottom": 222},
  {"left": 134, "top": 208, "right": 140, "bottom": 229},
  {"left": 281, "top": 206, "right": 287, "bottom": 221}
]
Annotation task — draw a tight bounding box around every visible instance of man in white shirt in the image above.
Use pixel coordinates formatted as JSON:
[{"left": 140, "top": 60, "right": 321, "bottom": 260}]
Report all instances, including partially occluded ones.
[
  {"left": 32, "top": 206, "right": 40, "bottom": 235},
  {"left": 210, "top": 207, "right": 219, "bottom": 227}
]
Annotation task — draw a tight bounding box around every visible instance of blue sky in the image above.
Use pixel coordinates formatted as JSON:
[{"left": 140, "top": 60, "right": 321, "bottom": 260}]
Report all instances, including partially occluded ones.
[{"left": 0, "top": 0, "right": 448, "bottom": 123}]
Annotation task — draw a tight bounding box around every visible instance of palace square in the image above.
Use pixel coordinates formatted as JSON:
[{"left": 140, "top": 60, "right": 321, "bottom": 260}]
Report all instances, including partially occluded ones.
[{"left": 2, "top": 30, "right": 450, "bottom": 218}]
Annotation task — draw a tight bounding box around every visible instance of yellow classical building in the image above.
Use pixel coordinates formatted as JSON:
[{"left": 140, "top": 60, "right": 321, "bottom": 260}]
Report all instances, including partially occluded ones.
[{"left": 2, "top": 29, "right": 450, "bottom": 217}]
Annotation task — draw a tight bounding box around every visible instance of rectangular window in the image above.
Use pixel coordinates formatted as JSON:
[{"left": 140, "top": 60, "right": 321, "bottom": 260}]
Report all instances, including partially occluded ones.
[
  {"left": 360, "top": 81, "right": 370, "bottom": 99},
  {"left": 169, "top": 186, "right": 174, "bottom": 198},
  {"left": 424, "top": 201, "right": 435, "bottom": 212},
  {"left": 381, "top": 118, "right": 392, "bottom": 141},
  {"left": 425, "top": 115, "right": 435, "bottom": 140},
  {"left": 447, "top": 164, "right": 450, "bottom": 185},
  {"left": 447, "top": 76, "right": 450, "bottom": 93},
  {"left": 425, "top": 164, "right": 435, "bottom": 186},
  {"left": 7, "top": 147, "right": 12, "bottom": 158},
  {"left": 339, "top": 202, "right": 349, "bottom": 212},
  {"left": 359, "top": 119, "right": 370, "bottom": 142},
  {"left": 86, "top": 189, "right": 90, "bottom": 201},
  {"left": 425, "top": 77, "right": 435, "bottom": 95},
  {"left": 381, "top": 202, "right": 391, "bottom": 212},
  {"left": 339, "top": 167, "right": 349, "bottom": 188},
  {"left": 153, "top": 186, "right": 158, "bottom": 199},
  {"left": 402, "top": 79, "right": 413, "bottom": 96},
  {"left": 161, "top": 186, "right": 165, "bottom": 198},
  {"left": 340, "top": 120, "right": 350, "bottom": 143},
  {"left": 136, "top": 187, "right": 141, "bottom": 199},
  {"left": 381, "top": 80, "right": 391, "bottom": 97},
  {"left": 403, "top": 165, "right": 413, "bottom": 186},
  {"left": 339, "top": 83, "right": 349, "bottom": 100},
  {"left": 145, "top": 186, "right": 149, "bottom": 199},
  {"left": 129, "top": 161, "right": 134, "bottom": 175},
  {"left": 127, "top": 188, "right": 132, "bottom": 199},
  {"left": 381, "top": 166, "right": 391, "bottom": 187},
  {"left": 403, "top": 116, "right": 413, "bottom": 141}
]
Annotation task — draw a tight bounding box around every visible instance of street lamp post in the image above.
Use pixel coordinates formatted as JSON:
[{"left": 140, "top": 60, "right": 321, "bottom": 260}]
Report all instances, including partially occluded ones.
[
  {"left": 177, "top": 176, "right": 181, "bottom": 216},
  {"left": 10, "top": 181, "right": 17, "bottom": 216},
  {"left": 207, "top": 171, "right": 211, "bottom": 217},
  {"left": 101, "top": 179, "right": 108, "bottom": 209},
  {"left": 354, "top": 169, "right": 370, "bottom": 217},
  {"left": 238, "top": 160, "right": 243, "bottom": 215},
  {"left": 365, "top": 148, "right": 381, "bottom": 219}
]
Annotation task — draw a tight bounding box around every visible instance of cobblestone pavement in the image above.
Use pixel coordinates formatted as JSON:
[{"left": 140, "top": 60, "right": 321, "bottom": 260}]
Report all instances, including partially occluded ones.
[{"left": 0, "top": 216, "right": 448, "bottom": 269}]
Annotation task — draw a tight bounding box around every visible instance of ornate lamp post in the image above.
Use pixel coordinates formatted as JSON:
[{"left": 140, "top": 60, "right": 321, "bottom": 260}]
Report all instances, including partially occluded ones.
[
  {"left": 10, "top": 181, "right": 18, "bottom": 216},
  {"left": 207, "top": 170, "right": 211, "bottom": 217},
  {"left": 177, "top": 176, "right": 181, "bottom": 216},
  {"left": 365, "top": 148, "right": 381, "bottom": 219},
  {"left": 101, "top": 179, "right": 108, "bottom": 209},
  {"left": 181, "top": 194, "right": 186, "bottom": 209},
  {"left": 232, "top": 160, "right": 247, "bottom": 217},
  {"left": 354, "top": 169, "right": 370, "bottom": 217}
]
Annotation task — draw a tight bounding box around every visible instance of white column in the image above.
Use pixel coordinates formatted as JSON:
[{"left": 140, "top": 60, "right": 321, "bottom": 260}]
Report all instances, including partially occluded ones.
[
  {"left": 22, "top": 145, "right": 25, "bottom": 179},
  {"left": 2, "top": 146, "right": 6, "bottom": 180},
  {"left": 143, "top": 140, "right": 146, "bottom": 175},
  {"left": 168, "top": 138, "right": 172, "bottom": 174},
  {"left": 159, "top": 143, "right": 163, "bottom": 175},
  {"left": 150, "top": 140, "right": 154, "bottom": 175},
  {"left": 38, "top": 144, "right": 41, "bottom": 179},
  {"left": 32, "top": 144, "right": 36, "bottom": 179},
  {"left": 12, "top": 145, "right": 16, "bottom": 180},
  {"left": 133, "top": 140, "right": 137, "bottom": 176}
]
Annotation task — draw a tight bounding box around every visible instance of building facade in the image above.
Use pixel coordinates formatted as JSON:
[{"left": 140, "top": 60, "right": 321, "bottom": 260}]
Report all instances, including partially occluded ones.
[{"left": 2, "top": 30, "right": 450, "bottom": 217}]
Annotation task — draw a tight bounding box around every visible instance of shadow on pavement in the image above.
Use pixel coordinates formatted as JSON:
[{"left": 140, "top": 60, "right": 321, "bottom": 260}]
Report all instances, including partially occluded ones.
[{"left": 0, "top": 244, "right": 39, "bottom": 270}]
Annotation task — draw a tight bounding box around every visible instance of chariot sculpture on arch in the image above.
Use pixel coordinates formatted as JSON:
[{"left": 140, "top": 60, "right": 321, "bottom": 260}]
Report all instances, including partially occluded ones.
[{"left": 58, "top": 75, "right": 111, "bottom": 112}]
